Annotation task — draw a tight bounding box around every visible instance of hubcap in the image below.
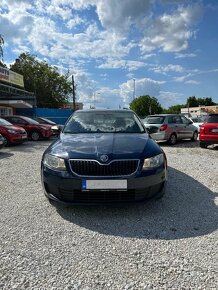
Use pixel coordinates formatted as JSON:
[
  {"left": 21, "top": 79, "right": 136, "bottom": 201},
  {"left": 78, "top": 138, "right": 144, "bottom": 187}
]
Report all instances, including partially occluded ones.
[{"left": 32, "top": 132, "right": 39, "bottom": 141}]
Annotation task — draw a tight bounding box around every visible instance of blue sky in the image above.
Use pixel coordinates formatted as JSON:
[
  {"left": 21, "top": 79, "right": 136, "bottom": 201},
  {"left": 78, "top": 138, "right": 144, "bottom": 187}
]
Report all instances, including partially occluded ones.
[{"left": 1, "top": 0, "right": 218, "bottom": 109}]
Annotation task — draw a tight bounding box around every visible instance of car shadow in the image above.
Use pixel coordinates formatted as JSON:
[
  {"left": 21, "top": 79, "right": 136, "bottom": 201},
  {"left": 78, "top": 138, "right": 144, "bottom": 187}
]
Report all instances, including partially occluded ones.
[
  {"left": 158, "top": 140, "right": 200, "bottom": 148},
  {"left": 54, "top": 167, "right": 218, "bottom": 240},
  {"left": 0, "top": 152, "right": 14, "bottom": 159},
  {"left": 2, "top": 139, "right": 54, "bottom": 153},
  {"left": 159, "top": 140, "right": 218, "bottom": 150}
]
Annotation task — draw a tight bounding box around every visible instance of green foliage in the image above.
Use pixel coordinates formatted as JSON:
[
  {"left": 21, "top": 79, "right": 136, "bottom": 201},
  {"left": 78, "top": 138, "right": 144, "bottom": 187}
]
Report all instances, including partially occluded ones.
[
  {"left": 129, "top": 95, "right": 163, "bottom": 117},
  {"left": 10, "top": 53, "right": 72, "bottom": 108},
  {"left": 163, "top": 104, "right": 185, "bottom": 114},
  {"left": 186, "top": 96, "right": 216, "bottom": 107}
]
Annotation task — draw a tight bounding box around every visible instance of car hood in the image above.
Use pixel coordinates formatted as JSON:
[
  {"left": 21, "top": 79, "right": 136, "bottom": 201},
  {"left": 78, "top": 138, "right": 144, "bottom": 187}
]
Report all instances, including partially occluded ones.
[{"left": 46, "top": 133, "right": 162, "bottom": 160}]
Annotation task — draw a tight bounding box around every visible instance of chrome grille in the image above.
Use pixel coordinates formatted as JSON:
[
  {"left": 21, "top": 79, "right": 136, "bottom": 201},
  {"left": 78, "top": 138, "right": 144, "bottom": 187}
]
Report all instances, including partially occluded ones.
[{"left": 69, "top": 159, "right": 139, "bottom": 177}]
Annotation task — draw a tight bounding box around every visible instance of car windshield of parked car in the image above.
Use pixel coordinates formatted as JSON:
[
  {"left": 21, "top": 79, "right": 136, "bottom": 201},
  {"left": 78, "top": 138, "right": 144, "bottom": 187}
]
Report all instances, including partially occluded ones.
[
  {"left": 35, "top": 117, "right": 56, "bottom": 125},
  {"left": 63, "top": 111, "right": 145, "bottom": 133},
  {"left": 206, "top": 115, "right": 218, "bottom": 123},
  {"left": 0, "top": 118, "right": 13, "bottom": 126},
  {"left": 21, "top": 116, "right": 40, "bottom": 124},
  {"left": 143, "top": 116, "right": 165, "bottom": 124}
]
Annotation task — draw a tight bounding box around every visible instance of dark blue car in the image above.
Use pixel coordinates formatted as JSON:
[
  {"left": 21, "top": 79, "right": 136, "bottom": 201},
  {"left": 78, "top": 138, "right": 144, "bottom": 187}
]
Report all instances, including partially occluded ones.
[{"left": 41, "top": 110, "right": 167, "bottom": 204}]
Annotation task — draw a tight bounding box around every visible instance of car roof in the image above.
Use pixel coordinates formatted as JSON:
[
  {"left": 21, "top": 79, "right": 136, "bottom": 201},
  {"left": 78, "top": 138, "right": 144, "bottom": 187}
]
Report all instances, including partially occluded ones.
[{"left": 75, "top": 109, "right": 133, "bottom": 113}]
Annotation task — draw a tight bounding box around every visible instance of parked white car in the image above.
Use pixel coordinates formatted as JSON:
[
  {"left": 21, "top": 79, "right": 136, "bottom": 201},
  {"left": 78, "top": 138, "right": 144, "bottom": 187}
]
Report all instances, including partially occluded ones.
[{"left": 188, "top": 117, "right": 204, "bottom": 132}]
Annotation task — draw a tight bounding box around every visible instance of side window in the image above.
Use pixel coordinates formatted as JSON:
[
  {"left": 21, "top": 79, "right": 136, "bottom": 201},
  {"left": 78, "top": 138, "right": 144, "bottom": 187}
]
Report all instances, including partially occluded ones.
[
  {"left": 168, "top": 116, "right": 174, "bottom": 124},
  {"left": 181, "top": 116, "right": 189, "bottom": 124},
  {"left": 175, "top": 116, "right": 183, "bottom": 124},
  {"left": 11, "top": 117, "right": 26, "bottom": 124}
]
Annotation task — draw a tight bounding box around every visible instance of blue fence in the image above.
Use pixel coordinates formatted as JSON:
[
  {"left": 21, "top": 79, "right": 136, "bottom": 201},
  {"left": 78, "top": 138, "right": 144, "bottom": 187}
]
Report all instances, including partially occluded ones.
[{"left": 16, "top": 107, "right": 74, "bottom": 125}]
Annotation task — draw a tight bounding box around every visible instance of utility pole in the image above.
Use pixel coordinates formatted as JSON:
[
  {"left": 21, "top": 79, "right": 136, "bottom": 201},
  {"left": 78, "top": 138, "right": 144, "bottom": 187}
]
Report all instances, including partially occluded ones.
[
  {"left": 72, "top": 75, "right": 76, "bottom": 110},
  {"left": 133, "top": 78, "right": 136, "bottom": 100}
]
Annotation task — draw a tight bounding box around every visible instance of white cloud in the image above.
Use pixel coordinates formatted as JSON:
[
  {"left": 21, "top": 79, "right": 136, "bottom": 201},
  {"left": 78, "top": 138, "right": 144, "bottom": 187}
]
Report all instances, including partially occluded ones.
[
  {"left": 151, "top": 64, "right": 184, "bottom": 74},
  {"left": 66, "top": 15, "right": 84, "bottom": 29},
  {"left": 158, "top": 91, "right": 185, "bottom": 108},
  {"left": 140, "top": 4, "right": 203, "bottom": 53},
  {"left": 120, "top": 77, "right": 163, "bottom": 104},
  {"left": 96, "top": 0, "right": 151, "bottom": 32},
  {"left": 185, "top": 80, "right": 200, "bottom": 84},
  {"left": 175, "top": 52, "right": 197, "bottom": 58},
  {"left": 98, "top": 59, "right": 146, "bottom": 71}
]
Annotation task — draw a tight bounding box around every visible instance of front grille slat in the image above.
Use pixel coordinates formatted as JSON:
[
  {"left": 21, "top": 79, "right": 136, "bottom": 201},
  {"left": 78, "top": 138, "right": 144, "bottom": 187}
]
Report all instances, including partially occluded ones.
[{"left": 69, "top": 159, "right": 139, "bottom": 177}]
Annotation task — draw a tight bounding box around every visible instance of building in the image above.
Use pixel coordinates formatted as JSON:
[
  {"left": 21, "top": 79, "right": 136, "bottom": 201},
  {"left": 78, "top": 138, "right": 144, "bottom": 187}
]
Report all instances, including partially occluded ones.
[
  {"left": 181, "top": 105, "right": 218, "bottom": 117},
  {"left": 61, "top": 102, "right": 83, "bottom": 110},
  {"left": 0, "top": 67, "right": 35, "bottom": 116}
]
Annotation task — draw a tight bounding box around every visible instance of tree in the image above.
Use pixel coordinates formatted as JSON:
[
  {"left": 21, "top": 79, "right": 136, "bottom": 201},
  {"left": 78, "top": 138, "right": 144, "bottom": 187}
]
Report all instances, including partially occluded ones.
[
  {"left": 129, "top": 95, "right": 163, "bottom": 117},
  {"left": 186, "top": 96, "right": 216, "bottom": 107},
  {"left": 163, "top": 104, "right": 185, "bottom": 114},
  {"left": 10, "top": 53, "right": 72, "bottom": 108},
  {"left": 0, "top": 34, "right": 4, "bottom": 62}
]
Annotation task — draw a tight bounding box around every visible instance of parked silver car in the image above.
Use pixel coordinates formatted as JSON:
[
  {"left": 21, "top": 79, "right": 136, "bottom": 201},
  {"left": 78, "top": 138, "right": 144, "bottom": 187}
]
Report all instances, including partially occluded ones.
[{"left": 143, "top": 114, "right": 199, "bottom": 145}]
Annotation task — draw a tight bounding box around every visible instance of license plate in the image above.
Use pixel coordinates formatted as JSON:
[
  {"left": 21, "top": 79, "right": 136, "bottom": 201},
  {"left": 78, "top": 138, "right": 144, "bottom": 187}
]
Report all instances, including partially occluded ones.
[
  {"left": 22, "top": 135, "right": 27, "bottom": 139},
  {"left": 211, "top": 128, "right": 218, "bottom": 133},
  {"left": 82, "top": 180, "right": 127, "bottom": 190},
  {"left": 0, "top": 141, "right": 3, "bottom": 145}
]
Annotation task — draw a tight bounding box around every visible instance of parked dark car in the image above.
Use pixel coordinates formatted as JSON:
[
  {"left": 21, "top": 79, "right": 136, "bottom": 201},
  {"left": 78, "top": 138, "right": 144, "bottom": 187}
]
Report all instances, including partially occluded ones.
[
  {"left": 199, "top": 114, "right": 218, "bottom": 148},
  {"left": 31, "top": 116, "right": 56, "bottom": 125},
  {"left": 2, "top": 115, "right": 53, "bottom": 141},
  {"left": 0, "top": 117, "right": 28, "bottom": 145},
  {"left": 31, "top": 116, "right": 63, "bottom": 136},
  {"left": 0, "top": 133, "right": 6, "bottom": 149},
  {"left": 41, "top": 109, "right": 167, "bottom": 204},
  {"left": 143, "top": 114, "right": 198, "bottom": 145}
]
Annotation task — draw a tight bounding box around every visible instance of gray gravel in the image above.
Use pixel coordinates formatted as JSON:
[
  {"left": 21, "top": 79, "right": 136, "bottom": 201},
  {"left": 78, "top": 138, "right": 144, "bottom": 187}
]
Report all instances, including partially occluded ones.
[{"left": 0, "top": 139, "right": 217, "bottom": 290}]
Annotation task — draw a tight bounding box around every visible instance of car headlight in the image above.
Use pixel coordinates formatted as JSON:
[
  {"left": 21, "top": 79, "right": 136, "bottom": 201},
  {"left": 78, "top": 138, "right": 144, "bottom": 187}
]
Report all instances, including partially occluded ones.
[
  {"left": 43, "top": 154, "right": 66, "bottom": 171},
  {"left": 143, "top": 153, "right": 164, "bottom": 169},
  {"left": 7, "top": 129, "right": 17, "bottom": 134}
]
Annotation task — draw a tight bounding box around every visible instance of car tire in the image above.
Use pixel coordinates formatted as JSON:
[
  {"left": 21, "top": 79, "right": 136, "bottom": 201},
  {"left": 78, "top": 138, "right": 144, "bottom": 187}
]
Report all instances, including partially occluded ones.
[
  {"left": 167, "top": 133, "right": 177, "bottom": 145},
  {"left": 200, "top": 142, "right": 208, "bottom": 148},
  {"left": 3, "top": 136, "right": 9, "bottom": 146},
  {"left": 30, "top": 131, "right": 41, "bottom": 141},
  {"left": 191, "top": 131, "right": 198, "bottom": 141}
]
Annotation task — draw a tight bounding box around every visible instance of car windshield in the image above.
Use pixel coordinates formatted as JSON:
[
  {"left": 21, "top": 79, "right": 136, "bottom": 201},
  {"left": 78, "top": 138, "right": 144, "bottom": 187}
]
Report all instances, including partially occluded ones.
[
  {"left": 143, "top": 116, "right": 165, "bottom": 124},
  {"left": 21, "top": 116, "right": 40, "bottom": 124},
  {"left": 206, "top": 115, "right": 218, "bottom": 123},
  {"left": 35, "top": 117, "right": 56, "bottom": 125},
  {"left": 191, "top": 117, "right": 203, "bottom": 123},
  {"left": 0, "top": 118, "right": 13, "bottom": 125},
  {"left": 63, "top": 111, "right": 145, "bottom": 134}
]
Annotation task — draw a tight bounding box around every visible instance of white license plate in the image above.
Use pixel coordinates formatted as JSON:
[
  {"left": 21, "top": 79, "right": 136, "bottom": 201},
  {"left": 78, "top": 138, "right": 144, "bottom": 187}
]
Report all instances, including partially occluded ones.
[
  {"left": 22, "top": 135, "right": 27, "bottom": 139},
  {"left": 82, "top": 180, "right": 127, "bottom": 190},
  {"left": 211, "top": 128, "right": 218, "bottom": 133},
  {"left": 0, "top": 141, "right": 3, "bottom": 145}
]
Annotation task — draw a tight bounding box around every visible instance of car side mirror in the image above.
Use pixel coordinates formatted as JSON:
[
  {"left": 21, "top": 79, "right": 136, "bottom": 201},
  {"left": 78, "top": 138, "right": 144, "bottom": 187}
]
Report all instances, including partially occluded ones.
[
  {"left": 51, "top": 125, "right": 64, "bottom": 134},
  {"left": 188, "top": 120, "right": 193, "bottom": 125},
  {"left": 146, "top": 127, "right": 151, "bottom": 134}
]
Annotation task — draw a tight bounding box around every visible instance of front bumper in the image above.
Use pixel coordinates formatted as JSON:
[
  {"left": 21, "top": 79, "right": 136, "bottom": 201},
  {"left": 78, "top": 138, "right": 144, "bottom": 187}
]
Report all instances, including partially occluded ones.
[
  {"left": 9, "top": 134, "right": 28, "bottom": 144},
  {"left": 41, "top": 165, "right": 167, "bottom": 204}
]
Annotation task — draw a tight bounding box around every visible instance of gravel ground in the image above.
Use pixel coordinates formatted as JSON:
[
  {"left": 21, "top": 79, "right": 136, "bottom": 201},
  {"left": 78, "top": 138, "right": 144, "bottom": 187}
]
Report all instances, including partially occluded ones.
[{"left": 0, "top": 139, "right": 217, "bottom": 290}]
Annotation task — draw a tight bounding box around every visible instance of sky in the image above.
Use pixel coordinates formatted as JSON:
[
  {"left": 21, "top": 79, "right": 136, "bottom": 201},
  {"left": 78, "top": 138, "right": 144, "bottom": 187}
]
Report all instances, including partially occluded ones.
[{"left": 0, "top": 0, "right": 218, "bottom": 109}]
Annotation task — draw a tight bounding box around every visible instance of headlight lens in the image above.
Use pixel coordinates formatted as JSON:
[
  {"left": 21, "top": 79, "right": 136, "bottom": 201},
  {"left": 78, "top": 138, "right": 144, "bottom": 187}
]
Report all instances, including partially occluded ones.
[
  {"left": 43, "top": 154, "right": 66, "bottom": 171},
  {"left": 143, "top": 153, "right": 164, "bottom": 169},
  {"left": 7, "top": 129, "right": 17, "bottom": 134}
]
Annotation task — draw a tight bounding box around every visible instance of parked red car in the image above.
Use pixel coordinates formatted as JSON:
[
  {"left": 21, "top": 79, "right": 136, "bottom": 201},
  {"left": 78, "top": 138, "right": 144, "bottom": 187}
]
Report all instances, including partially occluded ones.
[
  {"left": 199, "top": 114, "right": 218, "bottom": 148},
  {"left": 0, "top": 118, "right": 28, "bottom": 145},
  {"left": 31, "top": 116, "right": 61, "bottom": 136},
  {"left": 2, "top": 115, "right": 53, "bottom": 141}
]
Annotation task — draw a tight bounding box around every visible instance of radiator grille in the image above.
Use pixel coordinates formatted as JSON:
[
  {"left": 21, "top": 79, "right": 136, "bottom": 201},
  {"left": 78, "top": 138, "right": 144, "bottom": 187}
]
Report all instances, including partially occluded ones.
[{"left": 69, "top": 159, "right": 139, "bottom": 177}]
